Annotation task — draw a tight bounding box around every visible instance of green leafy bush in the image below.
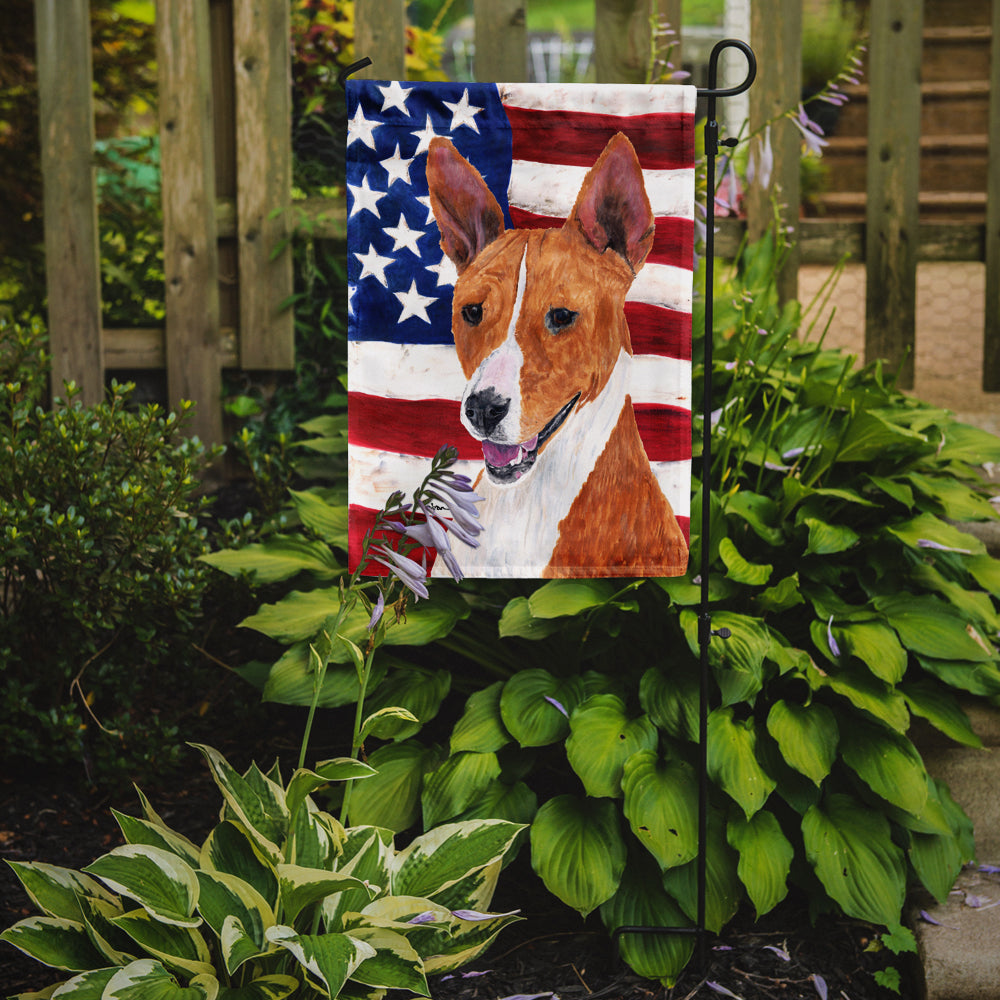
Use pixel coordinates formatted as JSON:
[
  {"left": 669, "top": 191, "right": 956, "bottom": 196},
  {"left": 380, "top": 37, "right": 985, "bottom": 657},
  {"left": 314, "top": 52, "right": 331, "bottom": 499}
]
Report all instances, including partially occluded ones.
[
  {"left": 0, "top": 317, "right": 219, "bottom": 782},
  {"left": 1, "top": 743, "right": 523, "bottom": 998}
]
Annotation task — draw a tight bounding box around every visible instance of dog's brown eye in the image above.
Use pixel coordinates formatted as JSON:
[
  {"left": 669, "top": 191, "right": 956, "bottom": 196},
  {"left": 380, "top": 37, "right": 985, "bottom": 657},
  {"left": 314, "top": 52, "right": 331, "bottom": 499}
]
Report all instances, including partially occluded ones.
[
  {"left": 545, "top": 307, "right": 578, "bottom": 334},
  {"left": 461, "top": 303, "right": 483, "bottom": 326}
]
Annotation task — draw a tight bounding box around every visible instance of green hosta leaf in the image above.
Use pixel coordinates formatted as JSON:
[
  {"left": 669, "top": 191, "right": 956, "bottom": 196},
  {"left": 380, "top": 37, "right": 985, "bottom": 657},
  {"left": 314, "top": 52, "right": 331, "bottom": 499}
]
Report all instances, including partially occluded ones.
[
  {"left": 967, "top": 553, "right": 1000, "bottom": 597},
  {"left": 681, "top": 610, "right": 770, "bottom": 706},
  {"left": 265, "top": 926, "right": 375, "bottom": 997},
  {"left": 277, "top": 865, "right": 374, "bottom": 925},
  {"left": 935, "top": 421, "right": 1000, "bottom": 464},
  {"left": 906, "top": 472, "right": 998, "bottom": 522},
  {"left": 755, "top": 573, "right": 805, "bottom": 614},
  {"left": 639, "top": 664, "right": 699, "bottom": 742},
  {"left": 916, "top": 655, "right": 1000, "bottom": 697},
  {"left": 803, "top": 517, "right": 859, "bottom": 556},
  {"left": 765, "top": 700, "right": 837, "bottom": 786},
  {"left": 288, "top": 488, "right": 349, "bottom": 546},
  {"left": 347, "top": 740, "right": 441, "bottom": 832},
  {"left": 83, "top": 846, "right": 200, "bottom": 928},
  {"left": 724, "top": 490, "right": 784, "bottom": 545},
  {"left": 661, "top": 810, "right": 741, "bottom": 933},
  {"left": 835, "top": 621, "right": 907, "bottom": 684},
  {"left": 718, "top": 537, "right": 772, "bottom": 586},
  {"left": 727, "top": 811, "right": 793, "bottom": 918},
  {"left": 530, "top": 795, "right": 626, "bottom": 917},
  {"left": 216, "top": 975, "right": 299, "bottom": 1000},
  {"left": 707, "top": 708, "right": 775, "bottom": 818},
  {"left": 261, "top": 643, "right": 387, "bottom": 709},
  {"left": 497, "top": 596, "right": 565, "bottom": 639},
  {"left": 802, "top": 793, "right": 906, "bottom": 926},
  {"left": 875, "top": 594, "right": 995, "bottom": 662},
  {"left": 886, "top": 512, "right": 985, "bottom": 557},
  {"left": 103, "top": 959, "right": 218, "bottom": 1000},
  {"left": 453, "top": 779, "right": 538, "bottom": 827},
  {"left": 839, "top": 719, "right": 928, "bottom": 816},
  {"left": 527, "top": 579, "right": 619, "bottom": 617},
  {"left": 599, "top": 853, "right": 694, "bottom": 987},
  {"left": 5, "top": 862, "right": 118, "bottom": 923},
  {"left": 499, "top": 670, "right": 584, "bottom": 747},
  {"left": 195, "top": 871, "right": 273, "bottom": 974},
  {"left": 190, "top": 746, "right": 287, "bottom": 862},
  {"left": 866, "top": 474, "right": 914, "bottom": 509},
  {"left": 808, "top": 660, "right": 910, "bottom": 732},
  {"left": 111, "top": 908, "right": 214, "bottom": 978},
  {"left": 0, "top": 916, "right": 107, "bottom": 971},
  {"left": 112, "top": 812, "right": 201, "bottom": 868},
  {"left": 346, "top": 926, "right": 428, "bottom": 994},
  {"left": 450, "top": 682, "right": 511, "bottom": 754},
  {"left": 200, "top": 822, "right": 278, "bottom": 910},
  {"left": 200, "top": 536, "right": 341, "bottom": 584},
  {"left": 901, "top": 680, "right": 982, "bottom": 748},
  {"left": 911, "top": 562, "right": 1000, "bottom": 632},
  {"left": 565, "top": 695, "right": 658, "bottom": 798},
  {"left": 621, "top": 751, "right": 698, "bottom": 871},
  {"left": 909, "top": 827, "right": 965, "bottom": 905},
  {"left": 835, "top": 410, "right": 927, "bottom": 463},
  {"left": 421, "top": 751, "right": 502, "bottom": 828},
  {"left": 393, "top": 820, "right": 524, "bottom": 900},
  {"left": 360, "top": 706, "right": 421, "bottom": 742},
  {"left": 362, "top": 667, "right": 451, "bottom": 740}
]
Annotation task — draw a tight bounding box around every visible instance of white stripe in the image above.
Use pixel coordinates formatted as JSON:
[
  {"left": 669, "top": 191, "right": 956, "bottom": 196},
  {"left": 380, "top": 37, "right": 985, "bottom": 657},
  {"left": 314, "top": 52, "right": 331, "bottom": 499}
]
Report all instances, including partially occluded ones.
[
  {"left": 349, "top": 445, "right": 691, "bottom": 520},
  {"left": 349, "top": 342, "right": 690, "bottom": 406},
  {"left": 508, "top": 161, "right": 695, "bottom": 221},
  {"left": 627, "top": 262, "right": 693, "bottom": 313},
  {"left": 499, "top": 82, "right": 697, "bottom": 117}
]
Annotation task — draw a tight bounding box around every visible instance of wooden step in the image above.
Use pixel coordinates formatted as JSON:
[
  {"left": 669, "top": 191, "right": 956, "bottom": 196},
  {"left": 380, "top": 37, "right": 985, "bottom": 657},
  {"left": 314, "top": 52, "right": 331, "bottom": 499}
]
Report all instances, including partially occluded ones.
[
  {"left": 922, "top": 0, "right": 992, "bottom": 28},
  {"left": 922, "top": 25, "right": 993, "bottom": 83},
  {"left": 813, "top": 190, "right": 987, "bottom": 222}
]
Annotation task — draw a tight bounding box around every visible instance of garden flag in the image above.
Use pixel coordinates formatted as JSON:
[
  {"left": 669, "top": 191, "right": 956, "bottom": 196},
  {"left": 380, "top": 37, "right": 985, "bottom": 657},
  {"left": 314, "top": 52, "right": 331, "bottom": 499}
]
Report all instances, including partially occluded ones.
[{"left": 347, "top": 81, "right": 695, "bottom": 578}]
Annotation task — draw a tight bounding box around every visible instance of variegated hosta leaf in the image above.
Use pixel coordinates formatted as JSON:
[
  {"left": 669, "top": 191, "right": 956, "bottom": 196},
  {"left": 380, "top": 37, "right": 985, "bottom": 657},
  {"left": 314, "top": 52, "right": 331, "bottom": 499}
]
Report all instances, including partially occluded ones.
[
  {"left": 4, "top": 861, "right": 118, "bottom": 922},
  {"left": 421, "top": 907, "right": 522, "bottom": 975},
  {"left": 421, "top": 751, "right": 502, "bottom": 829},
  {"left": 112, "top": 810, "right": 202, "bottom": 868},
  {"left": 424, "top": 859, "right": 501, "bottom": 916},
  {"left": 529, "top": 795, "right": 626, "bottom": 917},
  {"left": 214, "top": 974, "right": 300, "bottom": 999},
  {"left": 621, "top": 751, "right": 699, "bottom": 871},
  {"left": 200, "top": 822, "right": 278, "bottom": 910},
  {"left": 323, "top": 829, "right": 393, "bottom": 931},
  {"left": 77, "top": 894, "right": 136, "bottom": 966},
  {"left": 450, "top": 681, "right": 511, "bottom": 754},
  {"left": 0, "top": 916, "right": 107, "bottom": 971},
  {"left": 285, "top": 760, "right": 375, "bottom": 823},
  {"left": 46, "top": 966, "right": 118, "bottom": 997},
  {"left": 706, "top": 707, "right": 776, "bottom": 818},
  {"left": 195, "top": 870, "right": 274, "bottom": 973},
  {"left": 102, "top": 958, "right": 218, "bottom": 999},
  {"left": 110, "top": 908, "right": 214, "bottom": 979},
  {"left": 566, "top": 695, "right": 658, "bottom": 799},
  {"left": 219, "top": 915, "right": 270, "bottom": 980},
  {"left": 802, "top": 793, "right": 906, "bottom": 926},
  {"left": 276, "top": 864, "right": 375, "bottom": 925},
  {"left": 83, "top": 846, "right": 200, "bottom": 928},
  {"left": 345, "top": 926, "right": 429, "bottom": 995},
  {"left": 391, "top": 820, "right": 524, "bottom": 901},
  {"left": 190, "top": 745, "right": 287, "bottom": 863},
  {"left": 599, "top": 854, "right": 694, "bottom": 987},
  {"left": 765, "top": 700, "right": 838, "bottom": 786},
  {"left": 499, "top": 669, "right": 585, "bottom": 747},
  {"left": 265, "top": 926, "right": 376, "bottom": 998},
  {"left": 288, "top": 801, "right": 343, "bottom": 870},
  {"left": 727, "top": 810, "right": 793, "bottom": 918}
]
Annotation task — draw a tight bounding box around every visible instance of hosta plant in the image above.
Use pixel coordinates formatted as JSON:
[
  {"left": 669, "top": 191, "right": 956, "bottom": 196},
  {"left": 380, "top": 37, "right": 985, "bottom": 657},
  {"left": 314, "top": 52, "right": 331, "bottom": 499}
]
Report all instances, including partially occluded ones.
[{"left": 1, "top": 744, "right": 523, "bottom": 999}]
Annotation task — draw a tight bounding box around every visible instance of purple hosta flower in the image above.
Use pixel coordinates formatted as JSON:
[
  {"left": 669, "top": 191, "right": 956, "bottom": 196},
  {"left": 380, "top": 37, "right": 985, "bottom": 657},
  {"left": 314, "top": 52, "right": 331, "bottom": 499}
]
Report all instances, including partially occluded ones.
[
  {"left": 407, "top": 911, "right": 438, "bottom": 925},
  {"left": 791, "top": 104, "right": 829, "bottom": 156},
  {"left": 369, "top": 543, "right": 429, "bottom": 600},
  {"left": 367, "top": 590, "right": 385, "bottom": 631},
  {"left": 747, "top": 125, "right": 774, "bottom": 191},
  {"left": 451, "top": 908, "right": 521, "bottom": 921},
  {"left": 979, "top": 864, "right": 1000, "bottom": 874},
  {"left": 706, "top": 982, "right": 742, "bottom": 999},
  {"left": 812, "top": 974, "right": 828, "bottom": 1000},
  {"left": 763, "top": 944, "right": 791, "bottom": 962},
  {"left": 715, "top": 157, "right": 742, "bottom": 216},
  {"left": 544, "top": 695, "right": 569, "bottom": 718},
  {"left": 497, "top": 994, "right": 557, "bottom": 1000},
  {"left": 441, "top": 970, "right": 493, "bottom": 981},
  {"left": 826, "top": 616, "right": 842, "bottom": 657},
  {"left": 424, "top": 478, "right": 484, "bottom": 538},
  {"left": 917, "top": 538, "right": 973, "bottom": 555},
  {"left": 919, "top": 909, "right": 958, "bottom": 929}
]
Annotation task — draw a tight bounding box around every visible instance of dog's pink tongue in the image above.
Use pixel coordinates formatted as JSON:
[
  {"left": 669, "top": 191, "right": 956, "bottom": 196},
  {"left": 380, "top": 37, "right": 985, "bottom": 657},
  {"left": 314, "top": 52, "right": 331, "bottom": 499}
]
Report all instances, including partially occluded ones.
[{"left": 483, "top": 434, "right": 538, "bottom": 468}]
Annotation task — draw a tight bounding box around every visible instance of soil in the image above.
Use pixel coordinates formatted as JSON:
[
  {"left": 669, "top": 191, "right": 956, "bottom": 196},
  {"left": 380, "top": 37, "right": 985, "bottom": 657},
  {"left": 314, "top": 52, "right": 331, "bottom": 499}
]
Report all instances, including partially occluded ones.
[{"left": 0, "top": 742, "right": 913, "bottom": 1000}]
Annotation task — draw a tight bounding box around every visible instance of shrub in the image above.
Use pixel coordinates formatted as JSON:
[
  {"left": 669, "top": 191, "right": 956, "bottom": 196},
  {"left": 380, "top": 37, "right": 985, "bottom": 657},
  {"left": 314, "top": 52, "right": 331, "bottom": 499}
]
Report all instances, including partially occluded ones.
[{"left": 0, "top": 317, "right": 220, "bottom": 783}]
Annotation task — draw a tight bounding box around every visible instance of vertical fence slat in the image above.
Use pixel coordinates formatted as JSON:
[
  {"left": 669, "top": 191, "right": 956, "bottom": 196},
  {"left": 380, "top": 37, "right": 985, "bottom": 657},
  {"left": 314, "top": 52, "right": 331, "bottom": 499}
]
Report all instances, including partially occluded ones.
[
  {"left": 747, "top": 0, "right": 801, "bottom": 304},
  {"left": 157, "top": 0, "right": 223, "bottom": 445},
  {"left": 354, "top": 0, "right": 406, "bottom": 80},
  {"left": 864, "top": 0, "right": 923, "bottom": 389},
  {"left": 474, "top": 0, "right": 527, "bottom": 82},
  {"left": 233, "top": 0, "right": 294, "bottom": 369},
  {"left": 34, "top": 0, "right": 103, "bottom": 405},
  {"left": 658, "top": 0, "right": 682, "bottom": 71},
  {"left": 594, "top": 0, "right": 655, "bottom": 84},
  {"left": 983, "top": 0, "right": 1000, "bottom": 390}
]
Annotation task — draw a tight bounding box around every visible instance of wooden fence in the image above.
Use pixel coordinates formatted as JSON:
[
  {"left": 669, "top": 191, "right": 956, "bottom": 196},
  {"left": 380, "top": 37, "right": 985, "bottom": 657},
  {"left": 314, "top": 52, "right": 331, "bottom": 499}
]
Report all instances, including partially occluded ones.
[{"left": 33, "top": 0, "right": 1000, "bottom": 445}]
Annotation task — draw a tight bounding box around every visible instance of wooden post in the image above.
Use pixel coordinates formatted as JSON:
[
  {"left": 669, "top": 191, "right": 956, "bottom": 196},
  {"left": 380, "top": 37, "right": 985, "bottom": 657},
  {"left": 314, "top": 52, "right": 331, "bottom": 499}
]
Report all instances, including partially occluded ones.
[
  {"left": 746, "top": 0, "right": 801, "bottom": 306},
  {"left": 652, "top": 0, "right": 682, "bottom": 80},
  {"left": 864, "top": 0, "right": 923, "bottom": 389},
  {"left": 353, "top": 0, "right": 406, "bottom": 80},
  {"left": 594, "top": 0, "right": 655, "bottom": 84},
  {"left": 157, "top": 0, "right": 223, "bottom": 445},
  {"left": 233, "top": 0, "right": 294, "bottom": 369},
  {"left": 983, "top": 0, "right": 1000, "bottom": 390},
  {"left": 474, "top": 0, "right": 527, "bottom": 82},
  {"left": 34, "top": 0, "right": 104, "bottom": 405}
]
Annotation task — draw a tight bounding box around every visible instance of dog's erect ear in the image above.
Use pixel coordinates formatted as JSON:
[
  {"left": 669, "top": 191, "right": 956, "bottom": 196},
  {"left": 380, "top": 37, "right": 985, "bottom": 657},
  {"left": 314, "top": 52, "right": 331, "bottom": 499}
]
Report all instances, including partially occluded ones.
[
  {"left": 427, "top": 137, "right": 506, "bottom": 272},
  {"left": 566, "top": 133, "right": 654, "bottom": 274}
]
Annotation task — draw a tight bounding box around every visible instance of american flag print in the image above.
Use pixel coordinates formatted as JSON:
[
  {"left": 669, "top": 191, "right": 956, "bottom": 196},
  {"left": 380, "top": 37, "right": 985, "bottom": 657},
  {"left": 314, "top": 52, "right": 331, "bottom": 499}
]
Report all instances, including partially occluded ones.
[{"left": 347, "top": 80, "right": 695, "bottom": 577}]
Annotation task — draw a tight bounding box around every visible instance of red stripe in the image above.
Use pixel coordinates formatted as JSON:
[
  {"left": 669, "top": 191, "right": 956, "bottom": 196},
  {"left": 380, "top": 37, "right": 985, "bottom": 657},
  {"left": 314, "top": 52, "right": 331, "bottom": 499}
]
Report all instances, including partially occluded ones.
[
  {"left": 349, "top": 393, "right": 480, "bottom": 460},
  {"left": 508, "top": 207, "right": 694, "bottom": 271},
  {"left": 505, "top": 106, "right": 694, "bottom": 170},
  {"left": 634, "top": 404, "right": 692, "bottom": 463},
  {"left": 625, "top": 302, "right": 691, "bottom": 359}
]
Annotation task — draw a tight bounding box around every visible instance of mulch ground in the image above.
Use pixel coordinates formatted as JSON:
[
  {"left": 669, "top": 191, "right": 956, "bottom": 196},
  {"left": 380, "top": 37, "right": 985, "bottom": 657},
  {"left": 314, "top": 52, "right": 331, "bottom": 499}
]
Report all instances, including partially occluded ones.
[{"left": 1, "top": 739, "right": 913, "bottom": 1000}]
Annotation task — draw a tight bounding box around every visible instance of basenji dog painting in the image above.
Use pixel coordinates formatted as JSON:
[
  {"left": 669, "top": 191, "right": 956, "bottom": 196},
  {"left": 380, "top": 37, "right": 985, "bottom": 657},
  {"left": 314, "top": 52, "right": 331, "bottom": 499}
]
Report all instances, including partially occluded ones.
[
  {"left": 346, "top": 81, "right": 694, "bottom": 580},
  {"left": 425, "top": 134, "right": 688, "bottom": 578}
]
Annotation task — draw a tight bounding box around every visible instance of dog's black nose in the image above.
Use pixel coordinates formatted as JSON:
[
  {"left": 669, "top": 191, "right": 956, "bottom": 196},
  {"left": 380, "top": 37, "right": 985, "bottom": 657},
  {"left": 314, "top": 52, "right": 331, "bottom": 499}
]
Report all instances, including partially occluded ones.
[{"left": 464, "top": 388, "right": 510, "bottom": 437}]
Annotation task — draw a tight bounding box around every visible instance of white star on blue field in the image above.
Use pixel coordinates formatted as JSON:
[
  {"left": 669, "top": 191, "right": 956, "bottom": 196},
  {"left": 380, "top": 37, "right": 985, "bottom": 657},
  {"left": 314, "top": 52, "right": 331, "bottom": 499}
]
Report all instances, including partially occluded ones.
[{"left": 346, "top": 82, "right": 516, "bottom": 347}]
